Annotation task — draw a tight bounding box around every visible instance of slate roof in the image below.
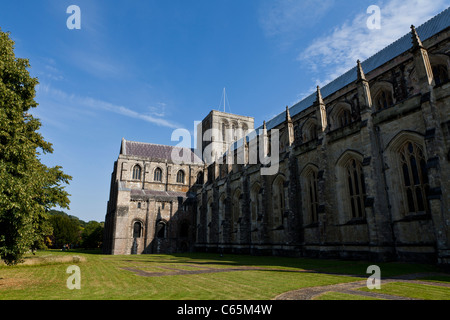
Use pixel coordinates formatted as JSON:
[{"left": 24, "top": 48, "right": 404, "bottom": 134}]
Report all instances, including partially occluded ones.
[
  {"left": 118, "top": 183, "right": 189, "bottom": 199},
  {"left": 130, "top": 189, "right": 187, "bottom": 199},
  {"left": 258, "top": 7, "right": 450, "bottom": 132},
  {"left": 121, "top": 139, "right": 203, "bottom": 164}
]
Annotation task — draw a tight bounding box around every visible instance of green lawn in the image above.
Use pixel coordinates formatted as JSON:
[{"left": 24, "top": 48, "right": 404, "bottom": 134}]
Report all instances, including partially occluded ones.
[
  {"left": 314, "top": 292, "right": 384, "bottom": 300},
  {"left": 359, "top": 282, "right": 450, "bottom": 300},
  {"left": 0, "top": 250, "right": 448, "bottom": 300}
]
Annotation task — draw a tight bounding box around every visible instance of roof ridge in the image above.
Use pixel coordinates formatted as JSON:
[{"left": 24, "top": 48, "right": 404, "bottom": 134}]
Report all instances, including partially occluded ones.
[
  {"left": 262, "top": 7, "right": 450, "bottom": 131},
  {"left": 126, "top": 140, "right": 170, "bottom": 147},
  {"left": 320, "top": 7, "right": 450, "bottom": 98},
  {"left": 124, "top": 138, "right": 204, "bottom": 163},
  {"left": 126, "top": 140, "right": 194, "bottom": 150},
  {"left": 357, "top": 7, "right": 449, "bottom": 69}
]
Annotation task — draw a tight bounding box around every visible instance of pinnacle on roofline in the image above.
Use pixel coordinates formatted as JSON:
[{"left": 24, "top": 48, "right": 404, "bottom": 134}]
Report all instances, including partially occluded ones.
[
  {"left": 121, "top": 137, "right": 127, "bottom": 155},
  {"left": 315, "top": 85, "right": 324, "bottom": 105},
  {"left": 411, "top": 25, "right": 423, "bottom": 49},
  {"left": 357, "top": 60, "right": 367, "bottom": 82},
  {"left": 285, "top": 106, "right": 292, "bottom": 122}
]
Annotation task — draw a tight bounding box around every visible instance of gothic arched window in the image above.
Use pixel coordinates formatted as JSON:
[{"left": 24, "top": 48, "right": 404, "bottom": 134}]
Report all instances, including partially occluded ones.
[
  {"left": 399, "top": 142, "right": 429, "bottom": 213},
  {"left": 132, "top": 165, "right": 141, "bottom": 180},
  {"left": 303, "top": 122, "right": 318, "bottom": 142},
  {"left": 232, "top": 190, "right": 241, "bottom": 238},
  {"left": 337, "top": 109, "right": 352, "bottom": 128},
  {"left": 176, "top": 170, "right": 185, "bottom": 184},
  {"left": 156, "top": 221, "right": 166, "bottom": 239},
  {"left": 272, "top": 176, "right": 286, "bottom": 227},
  {"left": 242, "top": 124, "right": 249, "bottom": 138},
  {"left": 196, "top": 171, "right": 204, "bottom": 185},
  {"left": 133, "top": 221, "right": 142, "bottom": 238},
  {"left": 345, "top": 159, "right": 366, "bottom": 219},
  {"left": 231, "top": 123, "right": 237, "bottom": 142},
  {"left": 309, "top": 124, "right": 318, "bottom": 141},
  {"left": 251, "top": 184, "right": 261, "bottom": 223},
  {"left": 222, "top": 123, "right": 226, "bottom": 142},
  {"left": 306, "top": 170, "right": 319, "bottom": 223},
  {"left": 374, "top": 90, "right": 394, "bottom": 111},
  {"left": 154, "top": 167, "right": 162, "bottom": 182},
  {"left": 279, "top": 181, "right": 285, "bottom": 223},
  {"left": 432, "top": 64, "right": 449, "bottom": 86}
]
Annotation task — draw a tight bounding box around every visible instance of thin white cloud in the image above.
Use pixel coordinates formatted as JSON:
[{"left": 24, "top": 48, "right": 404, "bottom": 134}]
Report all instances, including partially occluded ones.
[
  {"left": 69, "top": 51, "right": 126, "bottom": 79},
  {"left": 36, "top": 84, "right": 181, "bottom": 129},
  {"left": 82, "top": 97, "right": 180, "bottom": 129},
  {"left": 148, "top": 103, "right": 167, "bottom": 118},
  {"left": 297, "top": 0, "right": 449, "bottom": 88},
  {"left": 259, "top": 0, "right": 335, "bottom": 47},
  {"left": 40, "top": 64, "right": 65, "bottom": 81}
]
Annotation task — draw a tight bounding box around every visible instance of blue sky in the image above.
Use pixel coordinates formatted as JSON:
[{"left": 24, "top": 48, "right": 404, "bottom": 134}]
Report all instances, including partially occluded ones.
[{"left": 1, "top": 0, "right": 448, "bottom": 222}]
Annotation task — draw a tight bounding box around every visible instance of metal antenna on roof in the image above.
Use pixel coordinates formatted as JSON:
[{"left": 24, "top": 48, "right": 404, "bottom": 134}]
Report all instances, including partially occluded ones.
[
  {"left": 223, "top": 88, "right": 226, "bottom": 113},
  {"left": 218, "top": 88, "right": 231, "bottom": 113}
]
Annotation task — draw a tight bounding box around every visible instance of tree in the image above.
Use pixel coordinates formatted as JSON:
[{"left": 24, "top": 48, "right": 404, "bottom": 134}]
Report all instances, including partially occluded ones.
[
  {"left": 81, "top": 221, "right": 104, "bottom": 249},
  {"left": 0, "top": 29, "right": 72, "bottom": 265},
  {"left": 48, "top": 214, "right": 80, "bottom": 248}
]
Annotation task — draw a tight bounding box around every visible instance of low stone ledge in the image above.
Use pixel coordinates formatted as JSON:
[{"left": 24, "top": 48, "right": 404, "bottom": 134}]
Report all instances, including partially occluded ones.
[{"left": 0, "top": 255, "right": 87, "bottom": 266}]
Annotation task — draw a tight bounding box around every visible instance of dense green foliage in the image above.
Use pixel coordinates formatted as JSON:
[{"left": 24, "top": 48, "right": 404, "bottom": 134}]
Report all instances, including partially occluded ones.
[
  {"left": 0, "top": 29, "right": 72, "bottom": 265},
  {"left": 80, "top": 220, "right": 104, "bottom": 249},
  {"left": 47, "top": 213, "right": 80, "bottom": 248},
  {"left": 46, "top": 210, "right": 104, "bottom": 249}
]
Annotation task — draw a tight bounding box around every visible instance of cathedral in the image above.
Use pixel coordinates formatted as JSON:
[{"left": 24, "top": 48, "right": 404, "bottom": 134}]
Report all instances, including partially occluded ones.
[{"left": 103, "top": 8, "right": 450, "bottom": 264}]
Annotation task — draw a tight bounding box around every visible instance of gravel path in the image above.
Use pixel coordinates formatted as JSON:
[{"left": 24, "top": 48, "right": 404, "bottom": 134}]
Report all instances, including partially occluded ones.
[
  {"left": 121, "top": 264, "right": 449, "bottom": 300},
  {"left": 274, "top": 272, "right": 450, "bottom": 300}
]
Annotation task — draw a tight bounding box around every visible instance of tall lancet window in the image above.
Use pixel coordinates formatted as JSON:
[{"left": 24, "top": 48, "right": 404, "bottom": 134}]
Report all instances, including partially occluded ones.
[
  {"left": 231, "top": 124, "right": 237, "bottom": 141},
  {"left": 176, "top": 170, "right": 185, "bottom": 184},
  {"left": 154, "top": 167, "right": 162, "bottom": 182},
  {"left": 133, "top": 221, "right": 142, "bottom": 238},
  {"left": 272, "top": 176, "right": 286, "bottom": 226},
  {"left": 156, "top": 221, "right": 166, "bottom": 239},
  {"left": 306, "top": 170, "right": 319, "bottom": 223},
  {"left": 222, "top": 123, "right": 226, "bottom": 142},
  {"left": 432, "top": 64, "right": 449, "bottom": 86},
  {"left": 345, "top": 159, "right": 366, "bottom": 219},
  {"left": 374, "top": 90, "right": 394, "bottom": 111},
  {"left": 399, "top": 142, "right": 429, "bottom": 213},
  {"left": 279, "top": 182, "right": 285, "bottom": 223},
  {"left": 337, "top": 109, "right": 352, "bottom": 128},
  {"left": 132, "top": 165, "right": 142, "bottom": 180}
]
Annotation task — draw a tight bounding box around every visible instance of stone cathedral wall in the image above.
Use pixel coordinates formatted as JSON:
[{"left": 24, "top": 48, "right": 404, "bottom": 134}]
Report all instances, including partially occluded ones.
[
  {"left": 194, "top": 27, "right": 450, "bottom": 264},
  {"left": 104, "top": 22, "right": 450, "bottom": 265}
]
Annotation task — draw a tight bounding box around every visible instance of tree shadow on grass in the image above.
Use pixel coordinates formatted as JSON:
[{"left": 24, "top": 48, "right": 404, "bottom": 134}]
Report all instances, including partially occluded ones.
[
  {"left": 56, "top": 249, "right": 102, "bottom": 255},
  {"left": 115, "top": 252, "right": 449, "bottom": 279}
]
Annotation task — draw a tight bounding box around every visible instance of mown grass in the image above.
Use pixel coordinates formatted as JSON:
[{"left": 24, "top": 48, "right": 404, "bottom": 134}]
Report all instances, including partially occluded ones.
[
  {"left": 314, "top": 292, "right": 384, "bottom": 300},
  {"left": 0, "top": 250, "right": 448, "bottom": 300},
  {"left": 359, "top": 282, "right": 450, "bottom": 300},
  {"left": 416, "top": 275, "right": 450, "bottom": 284}
]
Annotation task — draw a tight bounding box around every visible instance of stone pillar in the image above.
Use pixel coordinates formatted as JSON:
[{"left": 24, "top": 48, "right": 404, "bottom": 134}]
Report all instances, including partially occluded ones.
[
  {"left": 222, "top": 177, "right": 232, "bottom": 246},
  {"left": 210, "top": 181, "right": 220, "bottom": 245},
  {"left": 240, "top": 173, "right": 251, "bottom": 250},
  {"left": 286, "top": 149, "right": 302, "bottom": 249},
  {"left": 198, "top": 189, "right": 208, "bottom": 245},
  {"left": 411, "top": 25, "right": 450, "bottom": 264},
  {"left": 356, "top": 60, "right": 395, "bottom": 260},
  {"left": 260, "top": 174, "right": 271, "bottom": 246},
  {"left": 314, "top": 86, "right": 329, "bottom": 245},
  {"left": 111, "top": 189, "right": 131, "bottom": 255}
]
